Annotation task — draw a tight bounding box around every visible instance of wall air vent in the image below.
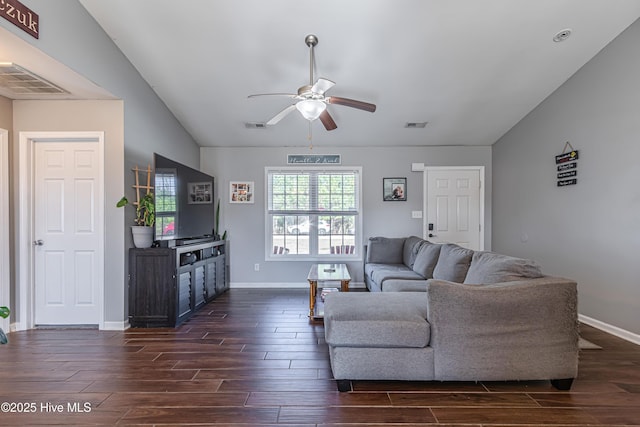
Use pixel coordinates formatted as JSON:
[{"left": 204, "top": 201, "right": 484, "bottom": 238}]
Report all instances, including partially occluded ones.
[
  {"left": 405, "top": 122, "right": 428, "bottom": 128},
  {"left": 0, "top": 62, "right": 68, "bottom": 95},
  {"left": 245, "top": 122, "right": 267, "bottom": 129}
]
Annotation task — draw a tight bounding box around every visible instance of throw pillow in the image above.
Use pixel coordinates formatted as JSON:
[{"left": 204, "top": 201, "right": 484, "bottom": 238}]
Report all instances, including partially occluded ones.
[
  {"left": 412, "top": 242, "right": 442, "bottom": 279},
  {"left": 432, "top": 244, "right": 474, "bottom": 283},
  {"left": 403, "top": 236, "right": 426, "bottom": 268},
  {"left": 366, "top": 237, "right": 405, "bottom": 264},
  {"left": 463, "top": 251, "right": 543, "bottom": 284}
]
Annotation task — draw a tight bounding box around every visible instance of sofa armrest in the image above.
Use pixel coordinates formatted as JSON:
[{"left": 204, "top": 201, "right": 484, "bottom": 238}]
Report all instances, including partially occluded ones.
[{"left": 425, "top": 277, "right": 579, "bottom": 380}]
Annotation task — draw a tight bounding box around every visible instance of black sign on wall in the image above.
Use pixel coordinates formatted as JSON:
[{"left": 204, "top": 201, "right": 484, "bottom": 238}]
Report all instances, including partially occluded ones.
[{"left": 555, "top": 142, "right": 578, "bottom": 187}]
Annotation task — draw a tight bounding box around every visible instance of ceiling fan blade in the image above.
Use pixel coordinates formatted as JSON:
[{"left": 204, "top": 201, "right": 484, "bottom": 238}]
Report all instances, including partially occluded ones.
[
  {"left": 327, "top": 96, "right": 376, "bottom": 113},
  {"left": 319, "top": 110, "right": 337, "bottom": 131},
  {"left": 266, "top": 104, "right": 297, "bottom": 125},
  {"left": 248, "top": 93, "right": 297, "bottom": 99},
  {"left": 311, "top": 78, "right": 335, "bottom": 95}
]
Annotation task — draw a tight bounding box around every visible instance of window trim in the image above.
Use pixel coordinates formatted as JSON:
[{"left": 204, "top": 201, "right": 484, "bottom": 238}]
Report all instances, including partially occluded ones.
[{"left": 264, "top": 166, "right": 362, "bottom": 262}]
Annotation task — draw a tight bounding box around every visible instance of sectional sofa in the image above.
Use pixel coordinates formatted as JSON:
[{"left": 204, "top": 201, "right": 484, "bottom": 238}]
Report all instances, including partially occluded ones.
[{"left": 323, "top": 236, "right": 579, "bottom": 392}]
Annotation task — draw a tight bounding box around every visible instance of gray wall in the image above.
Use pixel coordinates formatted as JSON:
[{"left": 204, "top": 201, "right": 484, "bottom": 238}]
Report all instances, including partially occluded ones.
[
  {"left": 1, "top": 0, "right": 200, "bottom": 325},
  {"left": 202, "top": 145, "right": 491, "bottom": 285},
  {"left": 493, "top": 19, "right": 640, "bottom": 336}
]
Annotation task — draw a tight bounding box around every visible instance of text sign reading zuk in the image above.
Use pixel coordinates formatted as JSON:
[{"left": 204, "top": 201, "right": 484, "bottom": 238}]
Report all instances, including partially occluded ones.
[
  {"left": 0, "top": 0, "right": 39, "bottom": 38},
  {"left": 555, "top": 150, "right": 579, "bottom": 164}
]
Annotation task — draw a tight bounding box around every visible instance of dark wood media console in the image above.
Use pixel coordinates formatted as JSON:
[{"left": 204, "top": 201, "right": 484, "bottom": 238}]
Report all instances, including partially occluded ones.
[{"left": 128, "top": 240, "right": 229, "bottom": 327}]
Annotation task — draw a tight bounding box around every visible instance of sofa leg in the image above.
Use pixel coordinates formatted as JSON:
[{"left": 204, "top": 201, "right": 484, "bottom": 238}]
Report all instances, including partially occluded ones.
[
  {"left": 550, "top": 378, "right": 574, "bottom": 390},
  {"left": 336, "top": 379, "right": 352, "bottom": 392}
]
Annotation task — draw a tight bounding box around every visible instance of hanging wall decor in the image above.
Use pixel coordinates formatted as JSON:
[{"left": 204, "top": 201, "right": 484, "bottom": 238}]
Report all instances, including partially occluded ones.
[
  {"left": 230, "top": 181, "right": 254, "bottom": 203},
  {"left": 556, "top": 142, "right": 578, "bottom": 187},
  {"left": 383, "top": 177, "right": 407, "bottom": 201}
]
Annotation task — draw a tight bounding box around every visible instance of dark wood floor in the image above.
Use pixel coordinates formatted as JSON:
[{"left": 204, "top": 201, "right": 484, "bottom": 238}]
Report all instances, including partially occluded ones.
[{"left": 1, "top": 288, "right": 639, "bottom": 426}]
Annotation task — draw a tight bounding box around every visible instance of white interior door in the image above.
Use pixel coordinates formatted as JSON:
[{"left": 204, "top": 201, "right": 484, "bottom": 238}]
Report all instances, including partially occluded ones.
[
  {"left": 424, "top": 168, "right": 483, "bottom": 250},
  {"left": 33, "top": 140, "right": 103, "bottom": 325}
]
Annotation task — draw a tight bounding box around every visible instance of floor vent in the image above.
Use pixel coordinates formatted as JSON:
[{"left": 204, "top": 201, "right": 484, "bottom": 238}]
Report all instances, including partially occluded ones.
[{"left": 0, "top": 62, "right": 68, "bottom": 95}]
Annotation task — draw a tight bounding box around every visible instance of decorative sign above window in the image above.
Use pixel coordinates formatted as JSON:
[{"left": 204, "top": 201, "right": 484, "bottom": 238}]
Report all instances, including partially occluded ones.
[
  {"left": 287, "top": 154, "right": 341, "bottom": 165},
  {"left": 555, "top": 142, "right": 578, "bottom": 187},
  {"left": 0, "top": 0, "right": 39, "bottom": 39}
]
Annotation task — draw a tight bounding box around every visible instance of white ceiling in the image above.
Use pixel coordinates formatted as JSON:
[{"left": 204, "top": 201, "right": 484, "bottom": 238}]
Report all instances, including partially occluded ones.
[{"left": 10, "top": 1, "right": 640, "bottom": 148}]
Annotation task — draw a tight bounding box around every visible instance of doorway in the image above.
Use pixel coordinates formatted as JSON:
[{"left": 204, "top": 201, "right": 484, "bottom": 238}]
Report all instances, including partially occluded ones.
[
  {"left": 0, "top": 129, "right": 9, "bottom": 333},
  {"left": 423, "top": 167, "right": 484, "bottom": 250},
  {"left": 18, "top": 132, "right": 104, "bottom": 329}
]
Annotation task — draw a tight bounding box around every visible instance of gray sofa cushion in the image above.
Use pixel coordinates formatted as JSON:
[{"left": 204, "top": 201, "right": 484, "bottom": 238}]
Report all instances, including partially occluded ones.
[
  {"left": 432, "top": 244, "right": 474, "bottom": 283},
  {"left": 382, "top": 279, "right": 430, "bottom": 292},
  {"left": 324, "top": 292, "right": 430, "bottom": 348},
  {"left": 463, "top": 251, "right": 543, "bottom": 284},
  {"left": 412, "top": 242, "right": 442, "bottom": 279},
  {"left": 371, "top": 266, "right": 424, "bottom": 285},
  {"left": 366, "top": 237, "right": 405, "bottom": 264},
  {"left": 403, "top": 236, "right": 426, "bottom": 268}
]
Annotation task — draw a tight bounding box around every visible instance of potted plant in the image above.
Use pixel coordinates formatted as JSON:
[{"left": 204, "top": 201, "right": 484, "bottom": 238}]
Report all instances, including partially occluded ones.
[
  {"left": 0, "top": 306, "right": 9, "bottom": 344},
  {"left": 117, "top": 192, "right": 156, "bottom": 248}
]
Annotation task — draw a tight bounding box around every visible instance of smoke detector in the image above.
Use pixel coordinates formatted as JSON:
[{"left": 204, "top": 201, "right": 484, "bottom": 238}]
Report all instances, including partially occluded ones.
[{"left": 553, "top": 29, "right": 572, "bottom": 42}]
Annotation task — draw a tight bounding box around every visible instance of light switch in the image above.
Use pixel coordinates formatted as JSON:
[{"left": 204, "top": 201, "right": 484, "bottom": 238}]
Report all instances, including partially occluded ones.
[{"left": 411, "top": 210, "right": 423, "bottom": 219}]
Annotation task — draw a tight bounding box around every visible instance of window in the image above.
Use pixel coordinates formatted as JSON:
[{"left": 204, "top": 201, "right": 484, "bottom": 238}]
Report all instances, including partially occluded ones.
[
  {"left": 155, "top": 169, "right": 177, "bottom": 240},
  {"left": 266, "top": 167, "right": 361, "bottom": 260}
]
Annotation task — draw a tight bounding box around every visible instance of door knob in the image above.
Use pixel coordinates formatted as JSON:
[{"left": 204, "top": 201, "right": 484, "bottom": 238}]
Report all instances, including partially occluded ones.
[
  {"left": 33, "top": 239, "right": 44, "bottom": 246},
  {"left": 428, "top": 233, "right": 436, "bottom": 238}
]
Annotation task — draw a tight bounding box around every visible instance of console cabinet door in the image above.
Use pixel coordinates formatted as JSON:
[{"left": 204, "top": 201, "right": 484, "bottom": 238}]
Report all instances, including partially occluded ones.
[
  {"left": 215, "top": 255, "right": 227, "bottom": 294},
  {"left": 204, "top": 260, "right": 217, "bottom": 301},
  {"left": 177, "top": 268, "right": 194, "bottom": 323},
  {"left": 129, "top": 248, "right": 175, "bottom": 327}
]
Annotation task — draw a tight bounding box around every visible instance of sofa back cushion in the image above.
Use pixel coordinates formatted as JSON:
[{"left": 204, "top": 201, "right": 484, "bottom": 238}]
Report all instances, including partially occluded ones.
[
  {"left": 432, "top": 244, "right": 474, "bottom": 283},
  {"left": 366, "top": 237, "right": 405, "bottom": 264},
  {"left": 463, "top": 251, "right": 543, "bottom": 284},
  {"left": 403, "top": 236, "right": 426, "bottom": 268},
  {"left": 412, "top": 242, "right": 442, "bottom": 279}
]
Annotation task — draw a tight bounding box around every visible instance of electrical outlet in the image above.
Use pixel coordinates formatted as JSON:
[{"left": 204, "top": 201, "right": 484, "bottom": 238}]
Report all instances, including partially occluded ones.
[{"left": 254, "top": 263, "right": 260, "bottom": 271}]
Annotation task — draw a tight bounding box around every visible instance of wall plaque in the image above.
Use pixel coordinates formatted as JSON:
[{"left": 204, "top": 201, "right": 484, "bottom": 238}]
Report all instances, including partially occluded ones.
[
  {"left": 287, "top": 154, "right": 341, "bottom": 164},
  {"left": 0, "top": 0, "right": 39, "bottom": 39},
  {"left": 556, "top": 142, "right": 578, "bottom": 187}
]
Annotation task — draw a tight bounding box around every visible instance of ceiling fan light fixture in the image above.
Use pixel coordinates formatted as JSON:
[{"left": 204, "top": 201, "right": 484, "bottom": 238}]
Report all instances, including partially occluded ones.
[{"left": 296, "top": 99, "right": 326, "bottom": 121}]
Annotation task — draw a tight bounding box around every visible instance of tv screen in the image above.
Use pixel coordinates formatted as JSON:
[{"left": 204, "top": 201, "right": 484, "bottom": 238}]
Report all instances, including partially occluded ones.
[{"left": 153, "top": 153, "right": 215, "bottom": 244}]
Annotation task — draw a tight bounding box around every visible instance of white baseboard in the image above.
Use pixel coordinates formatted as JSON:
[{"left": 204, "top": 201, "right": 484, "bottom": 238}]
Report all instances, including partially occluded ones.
[
  {"left": 579, "top": 314, "right": 640, "bottom": 346},
  {"left": 230, "top": 282, "right": 366, "bottom": 289},
  {"left": 101, "top": 320, "right": 130, "bottom": 331}
]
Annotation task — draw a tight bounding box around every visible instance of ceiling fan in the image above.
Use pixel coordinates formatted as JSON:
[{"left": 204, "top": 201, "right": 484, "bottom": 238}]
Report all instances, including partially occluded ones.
[{"left": 248, "top": 34, "right": 376, "bottom": 131}]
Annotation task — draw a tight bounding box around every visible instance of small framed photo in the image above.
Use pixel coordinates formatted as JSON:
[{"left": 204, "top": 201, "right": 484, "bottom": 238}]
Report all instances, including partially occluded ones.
[
  {"left": 230, "top": 181, "right": 254, "bottom": 204},
  {"left": 383, "top": 177, "right": 407, "bottom": 201},
  {"left": 187, "top": 182, "right": 213, "bottom": 204}
]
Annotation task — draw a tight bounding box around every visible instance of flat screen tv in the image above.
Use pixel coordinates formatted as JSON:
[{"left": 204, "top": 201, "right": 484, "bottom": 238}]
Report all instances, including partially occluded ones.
[{"left": 153, "top": 153, "right": 215, "bottom": 245}]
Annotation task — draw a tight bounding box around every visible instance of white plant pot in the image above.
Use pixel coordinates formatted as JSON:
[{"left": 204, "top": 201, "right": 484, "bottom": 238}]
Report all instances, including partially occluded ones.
[{"left": 131, "top": 226, "right": 154, "bottom": 248}]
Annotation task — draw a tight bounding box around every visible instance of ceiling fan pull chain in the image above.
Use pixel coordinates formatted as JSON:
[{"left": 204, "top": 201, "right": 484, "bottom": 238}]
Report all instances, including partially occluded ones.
[{"left": 308, "top": 121, "right": 313, "bottom": 150}]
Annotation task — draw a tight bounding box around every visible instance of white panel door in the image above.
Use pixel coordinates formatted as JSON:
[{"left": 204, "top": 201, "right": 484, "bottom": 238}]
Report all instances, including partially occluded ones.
[
  {"left": 425, "top": 168, "right": 482, "bottom": 250},
  {"left": 34, "top": 142, "right": 102, "bottom": 325}
]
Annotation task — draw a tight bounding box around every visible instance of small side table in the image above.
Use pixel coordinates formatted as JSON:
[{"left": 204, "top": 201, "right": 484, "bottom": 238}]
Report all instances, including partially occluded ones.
[{"left": 307, "top": 263, "right": 351, "bottom": 319}]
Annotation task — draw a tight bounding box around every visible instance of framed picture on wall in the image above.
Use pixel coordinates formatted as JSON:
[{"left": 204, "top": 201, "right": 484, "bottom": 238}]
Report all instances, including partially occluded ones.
[
  {"left": 383, "top": 177, "right": 407, "bottom": 201},
  {"left": 230, "top": 181, "right": 254, "bottom": 203},
  {"left": 187, "top": 181, "right": 213, "bottom": 204}
]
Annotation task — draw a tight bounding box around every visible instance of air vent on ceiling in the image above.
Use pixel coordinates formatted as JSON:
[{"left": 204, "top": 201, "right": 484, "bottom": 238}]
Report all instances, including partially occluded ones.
[
  {"left": 405, "top": 122, "right": 428, "bottom": 128},
  {"left": 245, "top": 122, "right": 267, "bottom": 129},
  {"left": 0, "top": 62, "right": 68, "bottom": 95}
]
